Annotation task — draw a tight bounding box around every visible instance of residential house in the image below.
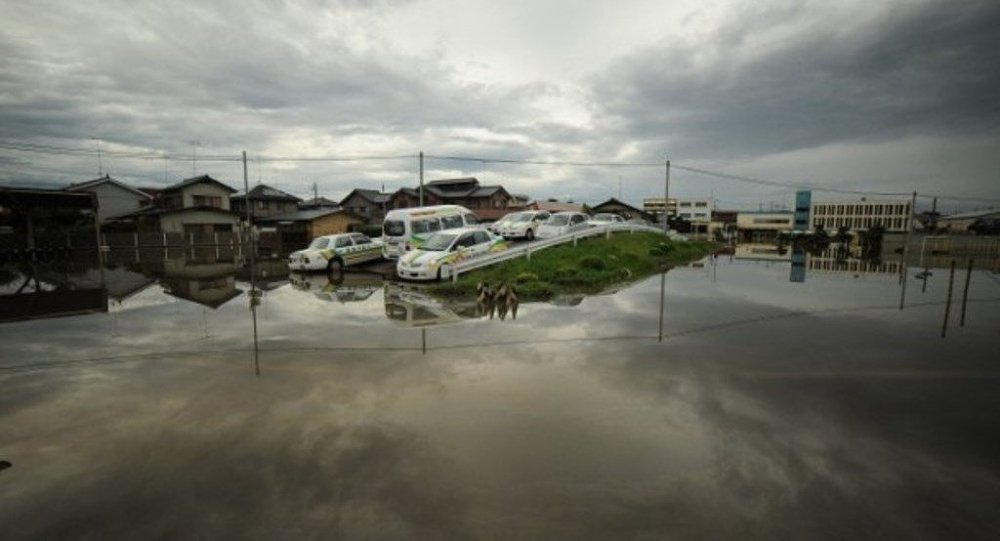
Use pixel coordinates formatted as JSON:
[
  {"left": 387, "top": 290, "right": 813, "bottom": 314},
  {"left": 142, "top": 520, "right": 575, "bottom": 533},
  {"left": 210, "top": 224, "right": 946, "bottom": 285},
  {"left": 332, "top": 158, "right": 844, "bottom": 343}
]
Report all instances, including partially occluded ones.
[
  {"left": 340, "top": 189, "right": 393, "bottom": 224},
  {"left": 0, "top": 187, "right": 99, "bottom": 258},
  {"left": 387, "top": 178, "right": 515, "bottom": 221},
  {"left": 255, "top": 207, "right": 365, "bottom": 256},
  {"left": 299, "top": 196, "right": 341, "bottom": 209},
  {"left": 230, "top": 184, "right": 303, "bottom": 220},
  {"left": 64, "top": 174, "right": 152, "bottom": 222},
  {"left": 528, "top": 200, "right": 583, "bottom": 213},
  {"left": 108, "top": 175, "right": 240, "bottom": 236},
  {"left": 590, "top": 198, "right": 654, "bottom": 222}
]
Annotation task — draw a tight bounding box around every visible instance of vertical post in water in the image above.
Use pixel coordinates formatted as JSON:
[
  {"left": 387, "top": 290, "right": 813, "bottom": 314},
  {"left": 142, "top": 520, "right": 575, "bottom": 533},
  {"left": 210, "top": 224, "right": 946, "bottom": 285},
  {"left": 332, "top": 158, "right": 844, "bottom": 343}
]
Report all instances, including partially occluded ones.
[
  {"left": 960, "top": 258, "right": 973, "bottom": 327},
  {"left": 941, "top": 259, "right": 956, "bottom": 338},
  {"left": 421, "top": 328, "right": 427, "bottom": 355},
  {"left": 901, "top": 191, "right": 917, "bottom": 283},
  {"left": 663, "top": 160, "right": 671, "bottom": 235},
  {"left": 419, "top": 151, "right": 424, "bottom": 207},
  {"left": 657, "top": 272, "right": 666, "bottom": 343},
  {"left": 243, "top": 151, "right": 255, "bottom": 270}
]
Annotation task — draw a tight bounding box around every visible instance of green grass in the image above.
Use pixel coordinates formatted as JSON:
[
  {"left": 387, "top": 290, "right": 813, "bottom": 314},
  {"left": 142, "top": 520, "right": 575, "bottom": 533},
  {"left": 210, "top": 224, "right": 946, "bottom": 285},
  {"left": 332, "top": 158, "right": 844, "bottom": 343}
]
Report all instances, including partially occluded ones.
[{"left": 427, "top": 232, "right": 715, "bottom": 301}]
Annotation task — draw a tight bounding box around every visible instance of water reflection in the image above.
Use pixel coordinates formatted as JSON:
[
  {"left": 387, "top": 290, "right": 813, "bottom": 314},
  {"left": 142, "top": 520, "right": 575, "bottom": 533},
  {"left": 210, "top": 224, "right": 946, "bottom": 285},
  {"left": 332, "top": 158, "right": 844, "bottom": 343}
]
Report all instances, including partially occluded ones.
[{"left": 3, "top": 248, "right": 1000, "bottom": 539}]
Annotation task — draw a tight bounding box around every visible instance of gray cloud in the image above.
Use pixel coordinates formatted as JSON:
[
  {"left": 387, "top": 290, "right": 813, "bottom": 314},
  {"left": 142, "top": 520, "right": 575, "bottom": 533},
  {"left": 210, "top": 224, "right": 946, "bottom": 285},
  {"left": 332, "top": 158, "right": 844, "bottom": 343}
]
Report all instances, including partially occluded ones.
[{"left": 591, "top": 0, "right": 1000, "bottom": 160}]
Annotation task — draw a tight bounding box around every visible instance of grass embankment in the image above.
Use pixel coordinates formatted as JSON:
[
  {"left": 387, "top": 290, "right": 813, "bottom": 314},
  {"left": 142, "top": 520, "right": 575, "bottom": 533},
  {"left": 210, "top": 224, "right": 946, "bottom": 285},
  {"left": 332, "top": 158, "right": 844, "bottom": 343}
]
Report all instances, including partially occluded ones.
[{"left": 428, "top": 232, "right": 715, "bottom": 301}]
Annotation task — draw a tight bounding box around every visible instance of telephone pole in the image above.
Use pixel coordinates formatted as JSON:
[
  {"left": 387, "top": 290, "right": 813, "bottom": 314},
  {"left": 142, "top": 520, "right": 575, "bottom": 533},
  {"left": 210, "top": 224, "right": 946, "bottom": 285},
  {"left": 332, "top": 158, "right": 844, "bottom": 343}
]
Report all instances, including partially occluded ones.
[
  {"left": 419, "top": 151, "right": 425, "bottom": 206},
  {"left": 663, "top": 160, "right": 670, "bottom": 234}
]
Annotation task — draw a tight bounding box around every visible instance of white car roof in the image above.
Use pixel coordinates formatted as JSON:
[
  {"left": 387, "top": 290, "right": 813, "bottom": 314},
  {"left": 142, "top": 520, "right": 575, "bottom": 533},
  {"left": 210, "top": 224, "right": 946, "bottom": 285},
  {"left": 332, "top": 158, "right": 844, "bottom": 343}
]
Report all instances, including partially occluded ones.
[{"left": 430, "top": 226, "right": 486, "bottom": 235}]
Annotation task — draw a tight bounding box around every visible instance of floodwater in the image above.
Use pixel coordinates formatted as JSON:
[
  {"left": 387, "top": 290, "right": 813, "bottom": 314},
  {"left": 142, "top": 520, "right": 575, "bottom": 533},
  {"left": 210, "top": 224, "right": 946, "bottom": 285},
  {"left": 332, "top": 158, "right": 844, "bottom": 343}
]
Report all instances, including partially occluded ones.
[{"left": 2, "top": 252, "right": 1000, "bottom": 540}]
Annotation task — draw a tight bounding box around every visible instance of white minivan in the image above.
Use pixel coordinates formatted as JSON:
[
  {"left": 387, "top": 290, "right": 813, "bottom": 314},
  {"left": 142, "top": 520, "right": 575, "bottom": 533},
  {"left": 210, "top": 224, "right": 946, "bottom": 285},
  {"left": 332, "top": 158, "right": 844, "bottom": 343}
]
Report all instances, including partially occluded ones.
[{"left": 381, "top": 205, "right": 480, "bottom": 259}]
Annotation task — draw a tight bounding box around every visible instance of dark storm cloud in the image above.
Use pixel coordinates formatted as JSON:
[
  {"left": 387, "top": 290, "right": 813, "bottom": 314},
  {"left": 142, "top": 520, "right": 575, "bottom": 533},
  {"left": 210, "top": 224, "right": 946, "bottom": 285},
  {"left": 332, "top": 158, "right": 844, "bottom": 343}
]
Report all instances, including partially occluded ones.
[{"left": 592, "top": 0, "right": 1000, "bottom": 160}]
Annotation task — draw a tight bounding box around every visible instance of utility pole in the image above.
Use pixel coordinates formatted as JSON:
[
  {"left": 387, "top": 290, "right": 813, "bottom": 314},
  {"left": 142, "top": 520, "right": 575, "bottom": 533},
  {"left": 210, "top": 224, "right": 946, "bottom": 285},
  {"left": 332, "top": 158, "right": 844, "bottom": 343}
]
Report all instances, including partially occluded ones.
[
  {"left": 618, "top": 176, "right": 622, "bottom": 199},
  {"left": 419, "top": 151, "right": 425, "bottom": 206},
  {"left": 313, "top": 182, "right": 318, "bottom": 202},
  {"left": 243, "top": 151, "right": 255, "bottom": 270},
  {"left": 663, "top": 160, "right": 670, "bottom": 234},
  {"left": 899, "top": 190, "right": 917, "bottom": 308}
]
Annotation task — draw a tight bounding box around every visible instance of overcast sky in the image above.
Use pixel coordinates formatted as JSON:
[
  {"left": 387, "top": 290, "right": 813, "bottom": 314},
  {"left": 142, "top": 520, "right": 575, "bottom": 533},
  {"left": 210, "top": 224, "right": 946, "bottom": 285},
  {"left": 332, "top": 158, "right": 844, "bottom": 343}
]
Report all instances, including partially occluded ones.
[{"left": 1, "top": 0, "right": 998, "bottom": 211}]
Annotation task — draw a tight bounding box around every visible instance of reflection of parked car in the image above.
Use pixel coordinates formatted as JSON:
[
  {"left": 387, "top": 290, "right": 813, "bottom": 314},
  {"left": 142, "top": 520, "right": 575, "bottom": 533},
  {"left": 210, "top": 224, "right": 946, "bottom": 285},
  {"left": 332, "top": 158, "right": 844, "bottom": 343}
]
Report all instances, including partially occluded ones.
[
  {"left": 588, "top": 213, "right": 626, "bottom": 226},
  {"left": 288, "top": 233, "right": 383, "bottom": 272},
  {"left": 397, "top": 227, "right": 506, "bottom": 281},
  {"left": 536, "top": 212, "right": 590, "bottom": 239},
  {"left": 288, "top": 272, "right": 379, "bottom": 303},
  {"left": 493, "top": 210, "right": 551, "bottom": 240},
  {"left": 383, "top": 283, "right": 481, "bottom": 327}
]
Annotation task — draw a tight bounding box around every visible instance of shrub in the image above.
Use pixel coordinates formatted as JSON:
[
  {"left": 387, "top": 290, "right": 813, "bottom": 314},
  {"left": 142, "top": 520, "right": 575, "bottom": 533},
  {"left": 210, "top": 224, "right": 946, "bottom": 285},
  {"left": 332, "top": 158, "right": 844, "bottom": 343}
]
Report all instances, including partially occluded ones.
[
  {"left": 553, "top": 266, "right": 578, "bottom": 283},
  {"left": 516, "top": 272, "right": 539, "bottom": 283},
  {"left": 578, "top": 254, "right": 606, "bottom": 270},
  {"left": 649, "top": 242, "right": 674, "bottom": 256}
]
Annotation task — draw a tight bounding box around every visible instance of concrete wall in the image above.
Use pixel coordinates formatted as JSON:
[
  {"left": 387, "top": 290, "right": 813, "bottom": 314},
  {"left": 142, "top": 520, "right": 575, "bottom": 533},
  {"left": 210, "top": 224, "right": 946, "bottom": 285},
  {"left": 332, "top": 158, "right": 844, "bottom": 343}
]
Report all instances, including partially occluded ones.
[{"left": 159, "top": 210, "right": 239, "bottom": 234}]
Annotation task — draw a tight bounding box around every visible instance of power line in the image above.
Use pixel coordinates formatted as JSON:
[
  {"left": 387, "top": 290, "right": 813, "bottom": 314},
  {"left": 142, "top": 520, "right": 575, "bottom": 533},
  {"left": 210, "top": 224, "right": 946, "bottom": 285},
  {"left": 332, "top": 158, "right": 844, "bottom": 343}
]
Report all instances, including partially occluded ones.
[{"left": 3, "top": 140, "right": 999, "bottom": 204}]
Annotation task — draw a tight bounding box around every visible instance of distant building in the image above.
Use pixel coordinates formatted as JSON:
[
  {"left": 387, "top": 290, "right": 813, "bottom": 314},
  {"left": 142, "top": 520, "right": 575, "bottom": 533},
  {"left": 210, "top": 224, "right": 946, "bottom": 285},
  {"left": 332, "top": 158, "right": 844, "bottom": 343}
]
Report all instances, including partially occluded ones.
[
  {"left": 809, "top": 198, "right": 912, "bottom": 232},
  {"left": 230, "top": 184, "right": 302, "bottom": 220},
  {"left": 643, "top": 197, "right": 677, "bottom": 222},
  {"left": 736, "top": 211, "right": 794, "bottom": 242},
  {"left": 676, "top": 199, "right": 711, "bottom": 224},
  {"left": 340, "top": 189, "right": 393, "bottom": 224},
  {"left": 936, "top": 209, "right": 1000, "bottom": 233},
  {"left": 64, "top": 175, "right": 152, "bottom": 222}
]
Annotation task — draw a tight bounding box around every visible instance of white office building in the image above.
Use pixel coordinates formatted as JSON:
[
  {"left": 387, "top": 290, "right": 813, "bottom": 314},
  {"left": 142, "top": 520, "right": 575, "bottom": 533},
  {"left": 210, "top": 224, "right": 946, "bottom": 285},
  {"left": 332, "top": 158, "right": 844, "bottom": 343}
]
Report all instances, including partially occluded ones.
[{"left": 810, "top": 200, "right": 912, "bottom": 232}]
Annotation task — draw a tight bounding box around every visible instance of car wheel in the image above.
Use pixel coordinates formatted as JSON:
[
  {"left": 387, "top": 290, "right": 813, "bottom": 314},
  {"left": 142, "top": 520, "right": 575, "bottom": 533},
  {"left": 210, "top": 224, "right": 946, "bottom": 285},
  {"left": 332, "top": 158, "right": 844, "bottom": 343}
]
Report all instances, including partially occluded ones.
[
  {"left": 326, "top": 257, "right": 344, "bottom": 274},
  {"left": 525, "top": 228, "right": 534, "bottom": 241}
]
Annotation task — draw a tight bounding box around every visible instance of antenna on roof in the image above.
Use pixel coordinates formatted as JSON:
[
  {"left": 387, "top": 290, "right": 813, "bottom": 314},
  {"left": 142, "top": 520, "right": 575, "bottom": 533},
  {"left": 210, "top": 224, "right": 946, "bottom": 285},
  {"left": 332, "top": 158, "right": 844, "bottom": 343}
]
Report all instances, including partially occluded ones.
[{"left": 92, "top": 137, "right": 103, "bottom": 176}]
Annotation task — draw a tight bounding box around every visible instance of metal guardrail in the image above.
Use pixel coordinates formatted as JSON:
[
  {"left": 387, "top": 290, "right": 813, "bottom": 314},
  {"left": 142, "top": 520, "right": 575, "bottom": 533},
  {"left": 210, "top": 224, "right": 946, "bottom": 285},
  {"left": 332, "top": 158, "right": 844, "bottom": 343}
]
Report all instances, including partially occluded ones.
[{"left": 446, "top": 224, "right": 672, "bottom": 282}]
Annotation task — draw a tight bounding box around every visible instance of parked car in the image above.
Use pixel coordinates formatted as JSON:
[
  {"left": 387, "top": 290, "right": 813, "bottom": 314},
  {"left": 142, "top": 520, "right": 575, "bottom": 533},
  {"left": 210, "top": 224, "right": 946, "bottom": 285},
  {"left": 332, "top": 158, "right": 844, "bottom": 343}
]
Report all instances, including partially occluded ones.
[
  {"left": 588, "top": 213, "right": 626, "bottom": 226},
  {"left": 396, "top": 227, "right": 506, "bottom": 281},
  {"left": 493, "top": 210, "right": 551, "bottom": 240},
  {"left": 288, "top": 233, "right": 384, "bottom": 273},
  {"left": 536, "top": 212, "right": 590, "bottom": 239}
]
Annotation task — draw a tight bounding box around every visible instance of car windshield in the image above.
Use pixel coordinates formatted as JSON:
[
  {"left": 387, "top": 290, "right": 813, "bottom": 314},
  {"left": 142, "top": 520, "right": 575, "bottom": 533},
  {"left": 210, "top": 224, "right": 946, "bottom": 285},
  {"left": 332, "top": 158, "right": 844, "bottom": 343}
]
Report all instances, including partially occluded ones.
[
  {"left": 419, "top": 233, "right": 458, "bottom": 251},
  {"left": 546, "top": 215, "right": 570, "bottom": 226},
  {"left": 383, "top": 220, "right": 404, "bottom": 236},
  {"left": 307, "top": 238, "right": 329, "bottom": 249},
  {"left": 512, "top": 213, "right": 533, "bottom": 222}
]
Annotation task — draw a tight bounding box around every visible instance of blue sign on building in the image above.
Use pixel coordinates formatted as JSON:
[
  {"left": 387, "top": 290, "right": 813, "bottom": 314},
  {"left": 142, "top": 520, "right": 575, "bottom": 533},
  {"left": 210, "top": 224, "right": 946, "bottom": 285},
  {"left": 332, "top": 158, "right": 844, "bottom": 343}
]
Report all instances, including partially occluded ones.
[{"left": 794, "top": 190, "right": 812, "bottom": 231}]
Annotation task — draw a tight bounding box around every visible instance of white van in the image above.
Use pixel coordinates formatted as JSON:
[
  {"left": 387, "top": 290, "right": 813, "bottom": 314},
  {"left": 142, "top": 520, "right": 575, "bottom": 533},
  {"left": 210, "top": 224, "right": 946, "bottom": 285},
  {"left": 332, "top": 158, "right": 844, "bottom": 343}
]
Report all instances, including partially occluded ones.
[{"left": 381, "top": 205, "right": 479, "bottom": 259}]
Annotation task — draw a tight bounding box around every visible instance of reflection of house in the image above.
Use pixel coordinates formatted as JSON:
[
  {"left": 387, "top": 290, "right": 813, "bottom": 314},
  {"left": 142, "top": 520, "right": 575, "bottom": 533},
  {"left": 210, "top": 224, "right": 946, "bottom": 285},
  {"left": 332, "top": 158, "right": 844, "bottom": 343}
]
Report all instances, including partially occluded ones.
[
  {"left": 160, "top": 258, "right": 242, "bottom": 308},
  {"left": 0, "top": 266, "right": 108, "bottom": 322},
  {"left": 109, "top": 175, "right": 240, "bottom": 235},
  {"left": 733, "top": 243, "right": 791, "bottom": 261},
  {"left": 736, "top": 211, "right": 794, "bottom": 243},
  {"left": 230, "top": 184, "right": 302, "bottom": 219},
  {"left": 388, "top": 178, "right": 515, "bottom": 221},
  {"left": 590, "top": 198, "right": 654, "bottom": 222},
  {"left": 0, "top": 187, "right": 99, "bottom": 257},
  {"left": 64, "top": 175, "right": 152, "bottom": 223}
]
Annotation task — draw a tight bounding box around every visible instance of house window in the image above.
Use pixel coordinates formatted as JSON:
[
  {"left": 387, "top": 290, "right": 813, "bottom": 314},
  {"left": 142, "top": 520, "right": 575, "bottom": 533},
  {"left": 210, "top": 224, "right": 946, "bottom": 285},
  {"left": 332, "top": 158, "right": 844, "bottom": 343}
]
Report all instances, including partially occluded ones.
[{"left": 194, "top": 196, "right": 223, "bottom": 208}]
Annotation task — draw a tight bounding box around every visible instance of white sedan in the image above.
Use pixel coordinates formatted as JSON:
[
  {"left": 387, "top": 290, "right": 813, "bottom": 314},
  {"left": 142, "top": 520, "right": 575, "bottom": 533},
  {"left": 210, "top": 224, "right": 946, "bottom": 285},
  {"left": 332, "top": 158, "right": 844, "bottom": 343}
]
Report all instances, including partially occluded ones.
[
  {"left": 288, "top": 233, "right": 384, "bottom": 272},
  {"left": 396, "top": 227, "right": 507, "bottom": 281},
  {"left": 588, "top": 213, "right": 626, "bottom": 226},
  {"left": 536, "top": 211, "right": 591, "bottom": 239}
]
